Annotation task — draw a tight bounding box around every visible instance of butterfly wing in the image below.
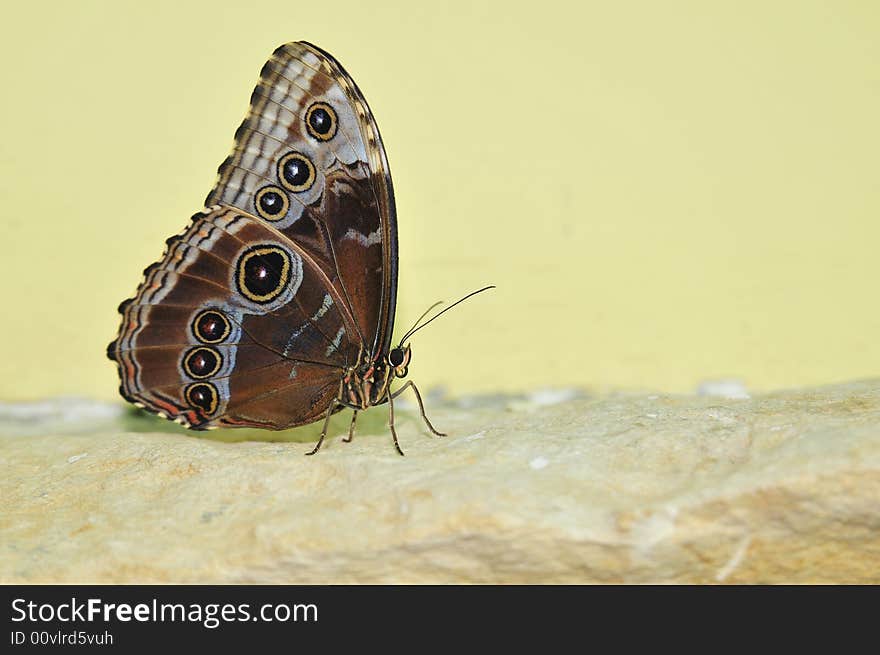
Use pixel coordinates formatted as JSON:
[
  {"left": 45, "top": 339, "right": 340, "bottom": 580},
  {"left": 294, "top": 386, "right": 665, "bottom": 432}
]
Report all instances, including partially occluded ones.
[
  {"left": 109, "top": 207, "right": 357, "bottom": 429},
  {"left": 109, "top": 42, "right": 399, "bottom": 429},
  {"left": 205, "top": 41, "right": 398, "bottom": 360}
]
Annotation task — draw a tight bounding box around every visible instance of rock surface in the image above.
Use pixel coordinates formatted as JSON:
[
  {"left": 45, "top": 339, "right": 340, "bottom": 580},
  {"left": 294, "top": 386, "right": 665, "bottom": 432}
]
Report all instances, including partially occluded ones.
[{"left": 1, "top": 381, "right": 879, "bottom": 583}]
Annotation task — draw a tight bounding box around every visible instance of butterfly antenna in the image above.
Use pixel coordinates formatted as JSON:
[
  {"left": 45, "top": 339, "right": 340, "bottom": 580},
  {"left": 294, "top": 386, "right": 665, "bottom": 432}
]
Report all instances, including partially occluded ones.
[
  {"left": 399, "top": 301, "right": 444, "bottom": 344},
  {"left": 399, "top": 285, "right": 496, "bottom": 345}
]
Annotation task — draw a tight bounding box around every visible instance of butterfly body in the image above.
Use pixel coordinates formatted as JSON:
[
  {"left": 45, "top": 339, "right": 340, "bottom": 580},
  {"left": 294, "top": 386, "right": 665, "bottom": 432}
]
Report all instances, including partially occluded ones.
[
  {"left": 107, "top": 41, "right": 442, "bottom": 454},
  {"left": 341, "top": 343, "right": 411, "bottom": 410}
]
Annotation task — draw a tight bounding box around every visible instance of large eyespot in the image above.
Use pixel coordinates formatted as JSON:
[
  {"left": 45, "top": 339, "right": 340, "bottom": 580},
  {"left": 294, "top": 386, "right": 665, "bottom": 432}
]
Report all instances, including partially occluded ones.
[
  {"left": 278, "top": 152, "right": 316, "bottom": 192},
  {"left": 254, "top": 185, "right": 290, "bottom": 221},
  {"left": 235, "top": 245, "right": 292, "bottom": 304},
  {"left": 192, "top": 309, "right": 231, "bottom": 344},
  {"left": 185, "top": 382, "right": 219, "bottom": 416},
  {"left": 183, "top": 346, "right": 223, "bottom": 380},
  {"left": 305, "top": 102, "right": 337, "bottom": 141}
]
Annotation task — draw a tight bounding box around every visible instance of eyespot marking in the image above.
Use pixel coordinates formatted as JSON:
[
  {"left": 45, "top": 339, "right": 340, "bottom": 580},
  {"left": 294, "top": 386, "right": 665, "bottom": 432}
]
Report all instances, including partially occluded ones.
[
  {"left": 183, "top": 346, "right": 223, "bottom": 380},
  {"left": 235, "top": 245, "right": 292, "bottom": 304},
  {"left": 305, "top": 102, "right": 337, "bottom": 141},
  {"left": 277, "top": 152, "right": 316, "bottom": 192},
  {"left": 254, "top": 185, "right": 290, "bottom": 221},
  {"left": 185, "top": 382, "right": 219, "bottom": 416},
  {"left": 192, "top": 309, "right": 231, "bottom": 344}
]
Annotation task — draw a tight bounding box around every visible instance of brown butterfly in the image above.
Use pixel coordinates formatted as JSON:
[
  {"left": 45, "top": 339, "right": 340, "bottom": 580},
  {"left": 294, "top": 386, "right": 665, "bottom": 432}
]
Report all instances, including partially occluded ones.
[{"left": 107, "top": 41, "right": 490, "bottom": 455}]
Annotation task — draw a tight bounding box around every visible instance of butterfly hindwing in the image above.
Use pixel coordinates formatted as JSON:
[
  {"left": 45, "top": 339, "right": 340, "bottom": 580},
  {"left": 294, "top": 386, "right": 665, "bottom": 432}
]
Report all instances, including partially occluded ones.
[{"left": 109, "top": 207, "right": 356, "bottom": 429}]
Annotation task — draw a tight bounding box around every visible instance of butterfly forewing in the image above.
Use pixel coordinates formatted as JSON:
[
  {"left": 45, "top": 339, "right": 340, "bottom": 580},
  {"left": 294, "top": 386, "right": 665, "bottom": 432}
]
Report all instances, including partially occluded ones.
[{"left": 205, "top": 41, "right": 397, "bottom": 359}]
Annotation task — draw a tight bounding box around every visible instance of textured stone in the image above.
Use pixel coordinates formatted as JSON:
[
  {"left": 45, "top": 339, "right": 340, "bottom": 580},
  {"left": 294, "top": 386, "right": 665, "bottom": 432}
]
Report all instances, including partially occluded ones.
[{"left": 1, "top": 381, "right": 879, "bottom": 583}]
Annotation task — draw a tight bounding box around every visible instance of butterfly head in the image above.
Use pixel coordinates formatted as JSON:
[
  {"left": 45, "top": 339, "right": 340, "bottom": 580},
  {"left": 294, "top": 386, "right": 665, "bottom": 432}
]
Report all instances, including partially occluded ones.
[
  {"left": 386, "top": 286, "right": 496, "bottom": 383},
  {"left": 388, "top": 344, "right": 411, "bottom": 379}
]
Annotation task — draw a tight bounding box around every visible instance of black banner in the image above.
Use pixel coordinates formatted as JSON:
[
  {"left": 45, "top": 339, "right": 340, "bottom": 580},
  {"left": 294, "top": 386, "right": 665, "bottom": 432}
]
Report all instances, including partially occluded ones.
[{"left": 1, "top": 585, "right": 872, "bottom": 650}]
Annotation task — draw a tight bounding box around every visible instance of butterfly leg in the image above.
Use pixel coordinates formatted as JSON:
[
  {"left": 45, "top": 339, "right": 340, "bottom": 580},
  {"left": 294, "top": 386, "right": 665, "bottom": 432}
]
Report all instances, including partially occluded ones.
[
  {"left": 306, "top": 399, "right": 340, "bottom": 456},
  {"left": 343, "top": 410, "right": 358, "bottom": 443},
  {"left": 387, "top": 390, "right": 406, "bottom": 456},
  {"left": 391, "top": 381, "right": 447, "bottom": 437}
]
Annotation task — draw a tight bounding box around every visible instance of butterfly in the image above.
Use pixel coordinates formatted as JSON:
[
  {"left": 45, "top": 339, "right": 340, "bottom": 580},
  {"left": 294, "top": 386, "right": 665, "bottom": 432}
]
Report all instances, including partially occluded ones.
[{"left": 107, "top": 41, "right": 491, "bottom": 455}]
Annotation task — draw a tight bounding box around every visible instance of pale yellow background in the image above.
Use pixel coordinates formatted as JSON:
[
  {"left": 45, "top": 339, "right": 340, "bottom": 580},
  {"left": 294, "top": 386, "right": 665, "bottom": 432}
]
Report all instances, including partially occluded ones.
[{"left": 1, "top": 0, "right": 878, "bottom": 401}]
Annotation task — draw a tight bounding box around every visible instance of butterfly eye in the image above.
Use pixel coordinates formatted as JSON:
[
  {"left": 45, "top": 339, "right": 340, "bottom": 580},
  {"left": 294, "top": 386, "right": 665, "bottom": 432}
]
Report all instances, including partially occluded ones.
[
  {"left": 389, "top": 348, "right": 406, "bottom": 367},
  {"left": 235, "top": 245, "right": 292, "bottom": 304},
  {"left": 192, "top": 310, "right": 231, "bottom": 344},
  {"left": 389, "top": 347, "right": 410, "bottom": 378},
  {"left": 278, "top": 152, "right": 316, "bottom": 192},
  {"left": 254, "top": 185, "right": 290, "bottom": 221},
  {"left": 185, "top": 382, "right": 219, "bottom": 416},
  {"left": 305, "top": 102, "right": 338, "bottom": 141},
  {"left": 183, "top": 346, "right": 223, "bottom": 379}
]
